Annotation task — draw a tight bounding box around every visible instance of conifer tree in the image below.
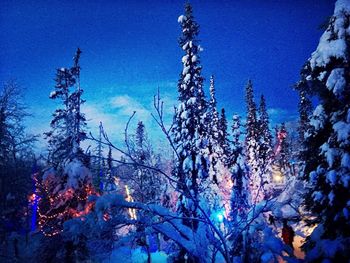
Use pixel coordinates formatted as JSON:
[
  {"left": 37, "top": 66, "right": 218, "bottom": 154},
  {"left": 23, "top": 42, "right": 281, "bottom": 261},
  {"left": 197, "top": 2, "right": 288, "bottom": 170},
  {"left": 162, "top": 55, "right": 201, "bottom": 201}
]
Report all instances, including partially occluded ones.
[
  {"left": 297, "top": 1, "right": 350, "bottom": 260},
  {"left": 257, "top": 95, "right": 273, "bottom": 193},
  {"left": 208, "top": 75, "right": 221, "bottom": 184},
  {"left": 275, "top": 123, "right": 289, "bottom": 170},
  {"left": 38, "top": 49, "right": 93, "bottom": 237},
  {"left": 244, "top": 80, "right": 263, "bottom": 204},
  {"left": 297, "top": 90, "right": 313, "bottom": 144},
  {"left": 105, "top": 146, "right": 115, "bottom": 191},
  {"left": 173, "top": 3, "right": 210, "bottom": 232},
  {"left": 296, "top": 88, "right": 313, "bottom": 164},
  {"left": 45, "top": 48, "right": 87, "bottom": 168},
  {"left": 257, "top": 95, "right": 273, "bottom": 165},
  {"left": 130, "top": 121, "right": 162, "bottom": 204},
  {"left": 218, "top": 108, "right": 231, "bottom": 163},
  {"left": 229, "top": 115, "right": 250, "bottom": 260},
  {"left": 205, "top": 77, "right": 232, "bottom": 217}
]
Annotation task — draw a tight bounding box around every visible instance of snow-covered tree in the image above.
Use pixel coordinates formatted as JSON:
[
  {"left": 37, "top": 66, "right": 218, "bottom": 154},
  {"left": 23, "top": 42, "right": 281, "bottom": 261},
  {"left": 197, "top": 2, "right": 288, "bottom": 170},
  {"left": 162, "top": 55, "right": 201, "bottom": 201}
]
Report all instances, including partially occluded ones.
[
  {"left": 207, "top": 75, "right": 222, "bottom": 184},
  {"left": 257, "top": 95, "right": 273, "bottom": 195},
  {"left": 257, "top": 95, "right": 273, "bottom": 168},
  {"left": 90, "top": 122, "right": 105, "bottom": 191},
  {"left": 228, "top": 114, "right": 250, "bottom": 260},
  {"left": 244, "top": 80, "right": 263, "bottom": 204},
  {"left": 45, "top": 48, "right": 87, "bottom": 168},
  {"left": 129, "top": 121, "right": 163, "bottom": 205},
  {"left": 218, "top": 108, "right": 231, "bottom": 163},
  {"left": 173, "top": 3, "right": 210, "bottom": 233},
  {"left": 298, "top": 0, "right": 350, "bottom": 261},
  {"left": 38, "top": 49, "right": 94, "bottom": 237},
  {"left": 297, "top": 90, "right": 313, "bottom": 146},
  {"left": 103, "top": 146, "right": 116, "bottom": 193},
  {"left": 295, "top": 78, "right": 314, "bottom": 166},
  {"left": 37, "top": 161, "right": 95, "bottom": 237}
]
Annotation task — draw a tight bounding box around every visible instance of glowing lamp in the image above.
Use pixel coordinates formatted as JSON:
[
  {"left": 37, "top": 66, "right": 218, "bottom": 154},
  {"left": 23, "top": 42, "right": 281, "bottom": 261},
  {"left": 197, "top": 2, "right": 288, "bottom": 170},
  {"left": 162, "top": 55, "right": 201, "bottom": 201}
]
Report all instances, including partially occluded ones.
[
  {"left": 274, "top": 174, "right": 282, "bottom": 182},
  {"left": 217, "top": 213, "right": 224, "bottom": 222},
  {"left": 213, "top": 210, "right": 225, "bottom": 223}
]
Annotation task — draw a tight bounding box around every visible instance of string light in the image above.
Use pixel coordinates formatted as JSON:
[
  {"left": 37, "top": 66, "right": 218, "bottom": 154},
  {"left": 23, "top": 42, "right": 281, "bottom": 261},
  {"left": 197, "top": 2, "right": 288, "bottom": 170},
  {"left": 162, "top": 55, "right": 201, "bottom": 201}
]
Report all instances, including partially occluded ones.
[
  {"left": 32, "top": 172, "right": 97, "bottom": 237},
  {"left": 125, "top": 185, "right": 137, "bottom": 220}
]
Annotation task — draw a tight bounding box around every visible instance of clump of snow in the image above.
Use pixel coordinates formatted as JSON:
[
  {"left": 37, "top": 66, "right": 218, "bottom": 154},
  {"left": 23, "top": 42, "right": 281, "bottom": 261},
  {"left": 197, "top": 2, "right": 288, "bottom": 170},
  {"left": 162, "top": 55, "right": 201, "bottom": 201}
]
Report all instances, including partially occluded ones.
[
  {"left": 49, "top": 91, "right": 57, "bottom": 98},
  {"left": 309, "top": 0, "right": 350, "bottom": 69},
  {"left": 310, "top": 105, "right": 326, "bottom": 130},
  {"left": 192, "top": 55, "right": 197, "bottom": 63},
  {"left": 313, "top": 191, "right": 324, "bottom": 202},
  {"left": 310, "top": 171, "right": 319, "bottom": 184},
  {"left": 178, "top": 15, "right": 187, "bottom": 24},
  {"left": 182, "top": 42, "right": 189, "bottom": 51},
  {"left": 326, "top": 68, "right": 346, "bottom": 96},
  {"left": 309, "top": 36, "right": 347, "bottom": 69},
  {"left": 328, "top": 190, "right": 335, "bottom": 205},
  {"left": 334, "top": 0, "right": 350, "bottom": 14},
  {"left": 182, "top": 65, "right": 190, "bottom": 75},
  {"left": 318, "top": 71, "right": 327, "bottom": 81},
  {"left": 341, "top": 153, "right": 350, "bottom": 168},
  {"left": 333, "top": 121, "right": 350, "bottom": 143},
  {"left": 64, "top": 159, "right": 92, "bottom": 189},
  {"left": 184, "top": 73, "right": 191, "bottom": 83},
  {"left": 322, "top": 143, "right": 340, "bottom": 167},
  {"left": 326, "top": 170, "right": 337, "bottom": 185},
  {"left": 182, "top": 55, "right": 189, "bottom": 63}
]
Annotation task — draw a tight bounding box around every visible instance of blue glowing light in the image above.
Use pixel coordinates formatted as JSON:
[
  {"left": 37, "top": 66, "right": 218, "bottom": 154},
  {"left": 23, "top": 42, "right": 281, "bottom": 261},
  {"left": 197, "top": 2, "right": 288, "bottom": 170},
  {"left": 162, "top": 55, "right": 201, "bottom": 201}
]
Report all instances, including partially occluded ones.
[
  {"left": 213, "top": 210, "right": 225, "bottom": 223},
  {"left": 217, "top": 213, "right": 224, "bottom": 223}
]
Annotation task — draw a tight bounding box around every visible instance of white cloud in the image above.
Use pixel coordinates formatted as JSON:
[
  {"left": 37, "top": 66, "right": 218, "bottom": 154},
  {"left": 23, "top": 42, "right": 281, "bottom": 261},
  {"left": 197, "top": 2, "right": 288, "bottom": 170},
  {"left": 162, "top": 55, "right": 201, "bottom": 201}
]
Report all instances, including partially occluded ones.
[
  {"left": 267, "top": 107, "right": 297, "bottom": 126},
  {"left": 110, "top": 95, "right": 151, "bottom": 121}
]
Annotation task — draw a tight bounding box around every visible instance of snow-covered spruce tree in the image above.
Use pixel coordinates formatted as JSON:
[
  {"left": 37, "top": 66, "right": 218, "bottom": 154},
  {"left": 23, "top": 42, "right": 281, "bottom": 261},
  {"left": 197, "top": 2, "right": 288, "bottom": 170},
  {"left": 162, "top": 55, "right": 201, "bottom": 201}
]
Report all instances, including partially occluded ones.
[
  {"left": 297, "top": 0, "right": 350, "bottom": 261},
  {"left": 228, "top": 114, "right": 250, "bottom": 261},
  {"left": 244, "top": 80, "right": 264, "bottom": 204},
  {"left": 296, "top": 86, "right": 313, "bottom": 167},
  {"left": 38, "top": 49, "right": 94, "bottom": 238},
  {"left": 207, "top": 75, "right": 222, "bottom": 184},
  {"left": 45, "top": 48, "right": 87, "bottom": 168},
  {"left": 205, "top": 76, "right": 232, "bottom": 219},
  {"left": 129, "top": 121, "right": 163, "bottom": 205},
  {"left": 103, "top": 146, "right": 116, "bottom": 193},
  {"left": 297, "top": 89, "right": 313, "bottom": 147},
  {"left": 218, "top": 108, "right": 231, "bottom": 163},
  {"left": 127, "top": 121, "right": 164, "bottom": 255},
  {"left": 90, "top": 122, "right": 105, "bottom": 191},
  {"left": 257, "top": 95, "right": 274, "bottom": 195},
  {"left": 173, "top": 2, "right": 210, "bottom": 233}
]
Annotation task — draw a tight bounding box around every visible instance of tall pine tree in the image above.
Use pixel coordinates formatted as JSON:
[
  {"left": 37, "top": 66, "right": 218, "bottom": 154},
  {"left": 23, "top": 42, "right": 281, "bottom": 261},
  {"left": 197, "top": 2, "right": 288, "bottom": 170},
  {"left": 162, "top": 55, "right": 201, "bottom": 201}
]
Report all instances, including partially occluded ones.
[
  {"left": 208, "top": 75, "right": 221, "bottom": 184},
  {"left": 298, "top": 1, "right": 350, "bottom": 260},
  {"left": 244, "top": 80, "right": 263, "bottom": 204},
  {"left": 173, "top": 3, "right": 210, "bottom": 237},
  {"left": 229, "top": 114, "right": 250, "bottom": 261},
  {"left": 257, "top": 95, "right": 273, "bottom": 195},
  {"left": 45, "top": 48, "right": 87, "bottom": 168},
  {"left": 39, "top": 49, "right": 93, "bottom": 237},
  {"left": 218, "top": 108, "right": 231, "bottom": 163},
  {"left": 296, "top": 87, "right": 313, "bottom": 165}
]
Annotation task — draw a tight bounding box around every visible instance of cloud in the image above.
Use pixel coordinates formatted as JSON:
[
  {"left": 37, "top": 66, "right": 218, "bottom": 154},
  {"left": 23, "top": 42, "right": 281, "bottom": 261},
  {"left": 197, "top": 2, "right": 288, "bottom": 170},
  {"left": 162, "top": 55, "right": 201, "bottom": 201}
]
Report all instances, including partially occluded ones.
[
  {"left": 25, "top": 80, "right": 179, "bottom": 155},
  {"left": 267, "top": 107, "right": 298, "bottom": 126},
  {"left": 110, "top": 95, "right": 151, "bottom": 121}
]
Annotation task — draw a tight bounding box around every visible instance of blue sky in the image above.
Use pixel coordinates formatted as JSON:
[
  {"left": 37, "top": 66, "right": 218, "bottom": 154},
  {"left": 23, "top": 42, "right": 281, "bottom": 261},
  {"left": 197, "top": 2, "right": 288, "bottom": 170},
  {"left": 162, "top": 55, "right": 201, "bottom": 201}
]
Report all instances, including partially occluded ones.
[{"left": 0, "top": 0, "right": 334, "bottom": 150}]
